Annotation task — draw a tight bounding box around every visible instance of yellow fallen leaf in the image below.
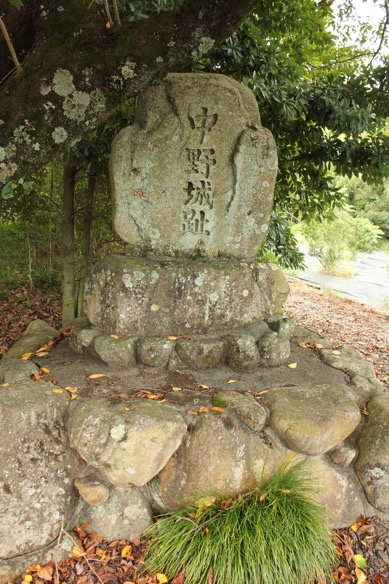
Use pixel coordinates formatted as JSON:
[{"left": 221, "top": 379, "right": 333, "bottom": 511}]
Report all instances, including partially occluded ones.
[
  {"left": 21, "top": 352, "right": 33, "bottom": 361},
  {"left": 121, "top": 545, "right": 133, "bottom": 558},
  {"left": 37, "top": 565, "right": 53, "bottom": 580},
  {"left": 167, "top": 336, "right": 178, "bottom": 340},
  {"left": 171, "top": 386, "right": 182, "bottom": 391},
  {"left": 354, "top": 554, "right": 367, "bottom": 569},
  {"left": 52, "top": 388, "right": 64, "bottom": 394},
  {"left": 198, "top": 384, "right": 209, "bottom": 389},
  {"left": 0, "top": 383, "right": 10, "bottom": 388},
  {"left": 158, "top": 399, "right": 166, "bottom": 403},
  {"left": 198, "top": 407, "right": 209, "bottom": 413},
  {"left": 40, "top": 367, "right": 51, "bottom": 374},
  {"left": 227, "top": 379, "right": 237, "bottom": 384},
  {"left": 355, "top": 567, "right": 367, "bottom": 583},
  {"left": 23, "top": 576, "right": 33, "bottom": 583},
  {"left": 298, "top": 342, "right": 308, "bottom": 348},
  {"left": 196, "top": 496, "right": 217, "bottom": 509},
  {"left": 279, "top": 489, "right": 291, "bottom": 495},
  {"left": 87, "top": 374, "right": 106, "bottom": 379},
  {"left": 332, "top": 350, "right": 341, "bottom": 355},
  {"left": 156, "top": 574, "right": 168, "bottom": 584},
  {"left": 210, "top": 407, "right": 224, "bottom": 413},
  {"left": 314, "top": 343, "right": 324, "bottom": 349},
  {"left": 65, "top": 386, "right": 78, "bottom": 393},
  {"left": 35, "top": 351, "right": 49, "bottom": 357},
  {"left": 125, "top": 407, "right": 130, "bottom": 410},
  {"left": 110, "top": 334, "right": 119, "bottom": 339},
  {"left": 257, "top": 390, "right": 268, "bottom": 396},
  {"left": 288, "top": 362, "right": 298, "bottom": 369},
  {"left": 259, "top": 492, "right": 268, "bottom": 502}
]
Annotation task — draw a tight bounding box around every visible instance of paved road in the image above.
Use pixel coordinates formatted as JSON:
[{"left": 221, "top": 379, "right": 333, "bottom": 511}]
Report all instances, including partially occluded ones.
[{"left": 294, "top": 247, "right": 389, "bottom": 310}]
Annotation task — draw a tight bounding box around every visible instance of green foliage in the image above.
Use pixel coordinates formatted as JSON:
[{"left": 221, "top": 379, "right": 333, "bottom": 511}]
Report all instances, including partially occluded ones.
[
  {"left": 6, "top": 0, "right": 24, "bottom": 8},
  {"left": 257, "top": 208, "right": 305, "bottom": 270},
  {"left": 144, "top": 460, "right": 335, "bottom": 584},
  {"left": 301, "top": 209, "right": 383, "bottom": 271}
]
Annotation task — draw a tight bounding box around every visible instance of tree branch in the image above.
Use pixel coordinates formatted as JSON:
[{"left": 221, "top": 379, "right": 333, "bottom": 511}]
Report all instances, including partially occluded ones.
[{"left": 0, "top": 0, "right": 260, "bottom": 191}]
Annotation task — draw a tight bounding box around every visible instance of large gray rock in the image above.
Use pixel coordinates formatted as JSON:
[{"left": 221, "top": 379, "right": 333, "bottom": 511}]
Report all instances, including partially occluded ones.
[
  {"left": 355, "top": 393, "right": 389, "bottom": 513},
  {"left": 76, "top": 486, "right": 153, "bottom": 541},
  {"left": 155, "top": 412, "right": 288, "bottom": 509},
  {"left": 69, "top": 398, "right": 187, "bottom": 487},
  {"left": 0, "top": 380, "right": 76, "bottom": 559},
  {"left": 84, "top": 255, "right": 288, "bottom": 337},
  {"left": 263, "top": 384, "right": 361, "bottom": 455},
  {"left": 110, "top": 73, "right": 277, "bottom": 261},
  {"left": 4, "top": 319, "right": 60, "bottom": 360},
  {"left": 0, "top": 359, "right": 39, "bottom": 383}
]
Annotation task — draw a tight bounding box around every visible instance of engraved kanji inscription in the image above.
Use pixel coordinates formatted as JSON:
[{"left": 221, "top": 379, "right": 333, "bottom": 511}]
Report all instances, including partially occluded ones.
[
  {"left": 182, "top": 208, "right": 210, "bottom": 235},
  {"left": 186, "top": 148, "right": 216, "bottom": 179},
  {"left": 183, "top": 180, "right": 214, "bottom": 208},
  {"left": 189, "top": 107, "right": 218, "bottom": 144}
]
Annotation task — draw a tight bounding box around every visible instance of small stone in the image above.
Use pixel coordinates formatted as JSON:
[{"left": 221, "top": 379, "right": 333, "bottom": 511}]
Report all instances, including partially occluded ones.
[
  {"left": 266, "top": 316, "right": 296, "bottom": 338},
  {"left": 320, "top": 345, "right": 376, "bottom": 380},
  {"left": 175, "top": 338, "right": 225, "bottom": 369},
  {"left": 257, "top": 332, "right": 291, "bottom": 366},
  {"left": 351, "top": 374, "right": 384, "bottom": 395},
  {"left": 212, "top": 391, "right": 267, "bottom": 433},
  {"left": 3, "top": 319, "right": 60, "bottom": 360},
  {"left": 70, "top": 327, "right": 102, "bottom": 354},
  {"left": 93, "top": 335, "right": 137, "bottom": 367},
  {"left": 226, "top": 334, "right": 260, "bottom": 371},
  {"left": 137, "top": 337, "right": 175, "bottom": 368},
  {"left": 74, "top": 477, "right": 110, "bottom": 506},
  {"left": 330, "top": 444, "right": 358, "bottom": 467}
]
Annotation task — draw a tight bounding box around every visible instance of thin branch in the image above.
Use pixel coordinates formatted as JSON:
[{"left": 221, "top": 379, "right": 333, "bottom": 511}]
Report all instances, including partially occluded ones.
[
  {"left": 60, "top": 526, "right": 105, "bottom": 584},
  {"left": 367, "top": 0, "right": 389, "bottom": 67},
  {"left": 112, "top": 0, "right": 122, "bottom": 27},
  {"left": 102, "top": 0, "right": 114, "bottom": 27},
  {"left": 0, "top": 16, "right": 23, "bottom": 76}
]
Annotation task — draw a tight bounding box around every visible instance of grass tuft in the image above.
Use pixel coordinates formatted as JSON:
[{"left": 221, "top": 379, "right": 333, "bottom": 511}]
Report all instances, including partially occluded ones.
[{"left": 144, "top": 460, "right": 336, "bottom": 584}]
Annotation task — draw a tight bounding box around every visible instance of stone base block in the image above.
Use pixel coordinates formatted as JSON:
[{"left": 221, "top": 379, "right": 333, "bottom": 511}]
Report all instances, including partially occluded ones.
[{"left": 83, "top": 255, "right": 289, "bottom": 337}]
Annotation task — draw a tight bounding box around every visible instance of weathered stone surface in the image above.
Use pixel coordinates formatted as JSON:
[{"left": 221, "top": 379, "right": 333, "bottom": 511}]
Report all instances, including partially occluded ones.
[
  {"left": 69, "top": 398, "right": 187, "bottom": 487},
  {"left": 70, "top": 327, "right": 102, "bottom": 354},
  {"left": 292, "top": 326, "right": 332, "bottom": 349},
  {"left": 137, "top": 336, "right": 175, "bottom": 368},
  {"left": 351, "top": 374, "right": 383, "bottom": 395},
  {"left": 175, "top": 337, "right": 225, "bottom": 369},
  {"left": 307, "top": 458, "right": 366, "bottom": 529},
  {"left": 156, "top": 412, "right": 287, "bottom": 509},
  {"left": 226, "top": 334, "right": 260, "bottom": 370},
  {"left": 4, "top": 319, "right": 60, "bottom": 360},
  {"left": 330, "top": 444, "right": 358, "bottom": 468},
  {"left": 74, "top": 475, "right": 110, "bottom": 506},
  {"left": 212, "top": 391, "right": 267, "bottom": 433},
  {"left": 93, "top": 335, "right": 138, "bottom": 367},
  {"left": 320, "top": 345, "right": 376, "bottom": 380},
  {"left": 84, "top": 255, "right": 287, "bottom": 337},
  {"left": 0, "top": 381, "right": 76, "bottom": 559},
  {"left": 0, "top": 359, "right": 39, "bottom": 383},
  {"left": 264, "top": 384, "right": 361, "bottom": 455},
  {"left": 111, "top": 73, "right": 277, "bottom": 261},
  {"left": 76, "top": 487, "right": 153, "bottom": 541},
  {"left": 355, "top": 393, "right": 389, "bottom": 513},
  {"left": 257, "top": 332, "right": 291, "bottom": 366},
  {"left": 267, "top": 316, "right": 296, "bottom": 338}
]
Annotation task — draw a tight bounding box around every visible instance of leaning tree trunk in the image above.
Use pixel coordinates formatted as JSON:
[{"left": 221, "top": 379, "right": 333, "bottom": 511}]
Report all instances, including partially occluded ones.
[
  {"left": 76, "top": 173, "right": 96, "bottom": 318},
  {"left": 62, "top": 160, "right": 78, "bottom": 327}
]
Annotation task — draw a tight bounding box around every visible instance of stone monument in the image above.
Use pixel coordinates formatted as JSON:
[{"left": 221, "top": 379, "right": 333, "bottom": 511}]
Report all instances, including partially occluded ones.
[{"left": 75, "top": 73, "right": 291, "bottom": 369}]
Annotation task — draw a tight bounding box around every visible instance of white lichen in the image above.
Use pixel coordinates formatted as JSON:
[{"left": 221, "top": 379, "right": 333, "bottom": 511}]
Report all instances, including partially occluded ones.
[
  {"left": 156, "top": 56, "right": 164, "bottom": 63},
  {"left": 167, "top": 40, "right": 175, "bottom": 47},
  {"left": 191, "top": 36, "right": 215, "bottom": 60},
  {"left": 57, "top": 5, "right": 64, "bottom": 11},
  {"left": 63, "top": 91, "right": 91, "bottom": 121},
  {"left": 120, "top": 59, "right": 137, "bottom": 80},
  {"left": 53, "top": 69, "right": 75, "bottom": 97},
  {"left": 109, "top": 75, "right": 123, "bottom": 91},
  {"left": 40, "top": 80, "right": 52, "bottom": 96},
  {"left": 0, "top": 147, "right": 5, "bottom": 162},
  {"left": 89, "top": 89, "right": 106, "bottom": 115},
  {"left": 32, "top": 142, "right": 40, "bottom": 151},
  {"left": 52, "top": 127, "right": 68, "bottom": 144}
]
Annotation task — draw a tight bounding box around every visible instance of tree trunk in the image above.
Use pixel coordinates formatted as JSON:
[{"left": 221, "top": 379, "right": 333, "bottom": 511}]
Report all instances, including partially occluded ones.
[
  {"left": 76, "top": 173, "right": 96, "bottom": 317},
  {"left": 62, "top": 160, "right": 78, "bottom": 327}
]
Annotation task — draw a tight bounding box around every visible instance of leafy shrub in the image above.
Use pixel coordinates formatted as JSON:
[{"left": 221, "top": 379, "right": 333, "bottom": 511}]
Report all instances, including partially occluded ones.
[{"left": 144, "top": 460, "right": 335, "bottom": 584}]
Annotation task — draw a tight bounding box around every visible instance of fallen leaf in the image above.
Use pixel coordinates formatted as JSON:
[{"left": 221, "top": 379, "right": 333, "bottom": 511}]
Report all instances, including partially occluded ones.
[
  {"left": 65, "top": 386, "right": 78, "bottom": 394},
  {"left": 198, "top": 407, "right": 209, "bottom": 413},
  {"left": 156, "top": 574, "right": 168, "bottom": 584},
  {"left": 227, "top": 379, "right": 237, "bottom": 384},
  {"left": 333, "top": 350, "right": 341, "bottom": 355},
  {"left": 20, "top": 352, "right": 33, "bottom": 360},
  {"left": 0, "top": 383, "right": 10, "bottom": 388},
  {"left": 198, "top": 384, "right": 209, "bottom": 389},
  {"left": 314, "top": 343, "right": 324, "bottom": 349},
  {"left": 37, "top": 565, "right": 54, "bottom": 580},
  {"left": 171, "top": 572, "right": 185, "bottom": 584},
  {"left": 52, "top": 388, "right": 64, "bottom": 394},
  {"left": 31, "top": 373, "right": 42, "bottom": 381},
  {"left": 22, "top": 576, "right": 33, "bottom": 583},
  {"left": 40, "top": 367, "right": 51, "bottom": 375},
  {"left": 257, "top": 390, "right": 268, "bottom": 396},
  {"left": 87, "top": 374, "right": 106, "bottom": 379},
  {"left": 355, "top": 567, "right": 367, "bottom": 583},
  {"left": 298, "top": 342, "right": 308, "bottom": 348},
  {"left": 288, "top": 362, "right": 298, "bottom": 368},
  {"left": 171, "top": 386, "right": 182, "bottom": 391},
  {"left": 279, "top": 489, "right": 291, "bottom": 495},
  {"left": 259, "top": 492, "right": 268, "bottom": 502},
  {"left": 121, "top": 545, "right": 133, "bottom": 558},
  {"left": 210, "top": 407, "right": 224, "bottom": 413},
  {"left": 167, "top": 336, "right": 178, "bottom": 340},
  {"left": 354, "top": 554, "right": 367, "bottom": 569},
  {"left": 35, "top": 351, "right": 49, "bottom": 357},
  {"left": 187, "top": 410, "right": 198, "bottom": 416},
  {"left": 110, "top": 334, "right": 119, "bottom": 339}
]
